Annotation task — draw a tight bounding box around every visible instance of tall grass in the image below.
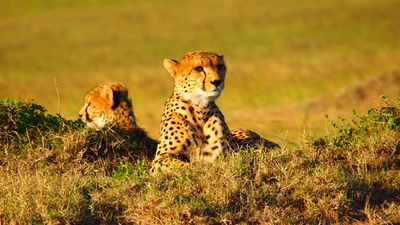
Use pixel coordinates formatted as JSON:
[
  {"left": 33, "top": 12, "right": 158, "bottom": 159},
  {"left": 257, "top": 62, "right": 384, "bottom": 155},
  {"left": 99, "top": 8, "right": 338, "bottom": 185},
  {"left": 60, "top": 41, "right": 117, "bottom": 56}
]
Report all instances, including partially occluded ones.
[
  {"left": 1, "top": 0, "right": 399, "bottom": 141},
  {"left": 0, "top": 96, "right": 399, "bottom": 224}
]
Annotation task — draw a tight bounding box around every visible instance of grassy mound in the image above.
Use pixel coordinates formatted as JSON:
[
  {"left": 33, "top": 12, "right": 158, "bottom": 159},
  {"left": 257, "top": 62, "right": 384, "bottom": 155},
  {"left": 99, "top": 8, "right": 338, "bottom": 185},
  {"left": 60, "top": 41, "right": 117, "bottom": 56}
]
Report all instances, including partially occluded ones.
[{"left": 0, "top": 97, "right": 399, "bottom": 224}]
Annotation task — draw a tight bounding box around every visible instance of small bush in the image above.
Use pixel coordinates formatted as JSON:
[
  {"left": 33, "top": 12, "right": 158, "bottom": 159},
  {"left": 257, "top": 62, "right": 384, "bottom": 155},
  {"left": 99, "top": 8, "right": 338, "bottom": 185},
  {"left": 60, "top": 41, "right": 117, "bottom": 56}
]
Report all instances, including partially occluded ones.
[{"left": 0, "top": 98, "right": 84, "bottom": 148}]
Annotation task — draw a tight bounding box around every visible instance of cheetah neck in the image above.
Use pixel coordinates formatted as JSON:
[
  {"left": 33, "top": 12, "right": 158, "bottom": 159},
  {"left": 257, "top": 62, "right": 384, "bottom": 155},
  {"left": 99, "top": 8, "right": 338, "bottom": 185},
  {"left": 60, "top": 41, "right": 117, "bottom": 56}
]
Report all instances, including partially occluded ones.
[{"left": 112, "top": 105, "right": 138, "bottom": 131}]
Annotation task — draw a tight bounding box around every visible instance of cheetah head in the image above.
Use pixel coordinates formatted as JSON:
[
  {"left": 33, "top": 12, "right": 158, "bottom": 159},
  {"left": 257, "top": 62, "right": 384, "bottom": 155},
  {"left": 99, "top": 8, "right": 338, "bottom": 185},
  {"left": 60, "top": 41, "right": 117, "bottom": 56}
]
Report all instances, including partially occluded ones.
[
  {"left": 78, "top": 82, "right": 135, "bottom": 130},
  {"left": 163, "top": 51, "right": 226, "bottom": 108}
]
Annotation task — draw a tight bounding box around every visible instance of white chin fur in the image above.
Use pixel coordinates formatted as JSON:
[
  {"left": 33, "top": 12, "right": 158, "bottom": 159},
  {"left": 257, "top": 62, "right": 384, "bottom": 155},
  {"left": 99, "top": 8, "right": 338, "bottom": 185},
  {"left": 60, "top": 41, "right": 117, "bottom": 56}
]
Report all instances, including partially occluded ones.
[
  {"left": 86, "top": 118, "right": 107, "bottom": 129},
  {"left": 182, "top": 89, "right": 221, "bottom": 108}
]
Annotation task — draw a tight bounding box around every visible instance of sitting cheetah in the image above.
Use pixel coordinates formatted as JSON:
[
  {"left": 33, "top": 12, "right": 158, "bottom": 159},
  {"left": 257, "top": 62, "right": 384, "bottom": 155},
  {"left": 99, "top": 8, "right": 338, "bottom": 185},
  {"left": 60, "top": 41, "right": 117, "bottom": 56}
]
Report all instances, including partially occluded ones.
[
  {"left": 79, "top": 82, "right": 157, "bottom": 155},
  {"left": 151, "top": 51, "right": 278, "bottom": 173}
]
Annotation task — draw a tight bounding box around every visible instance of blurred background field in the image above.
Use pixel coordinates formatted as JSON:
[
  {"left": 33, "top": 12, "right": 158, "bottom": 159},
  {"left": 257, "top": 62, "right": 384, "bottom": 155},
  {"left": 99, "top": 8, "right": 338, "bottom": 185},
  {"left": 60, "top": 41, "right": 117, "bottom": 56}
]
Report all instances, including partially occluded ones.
[{"left": 1, "top": 0, "right": 399, "bottom": 145}]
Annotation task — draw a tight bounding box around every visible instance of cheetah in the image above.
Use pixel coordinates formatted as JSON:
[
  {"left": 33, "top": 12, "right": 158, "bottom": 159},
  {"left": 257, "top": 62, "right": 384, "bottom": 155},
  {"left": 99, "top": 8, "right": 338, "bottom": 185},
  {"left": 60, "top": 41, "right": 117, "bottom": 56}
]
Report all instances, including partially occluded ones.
[
  {"left": 79, "top": 82, "right": 136, "bottom": 131},
  {"left": 151, "top": 51, "right": 278, "bottom": 173},
  {"left": 79, "top": 82, "right": 157, "bottom": 155},
  {"left": 231, "top": 128, "right": 280, "bottom": 150}
]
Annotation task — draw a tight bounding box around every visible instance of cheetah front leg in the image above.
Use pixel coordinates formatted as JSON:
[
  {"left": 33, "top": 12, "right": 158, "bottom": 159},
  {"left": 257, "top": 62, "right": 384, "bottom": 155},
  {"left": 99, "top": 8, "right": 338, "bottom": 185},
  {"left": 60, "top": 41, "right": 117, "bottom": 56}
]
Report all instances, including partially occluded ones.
[
  {"left": 197, "top": 113, "right": 235, "bottom": 161},
  {"left": 151, "top": 116, "right": 197, "bottom": 173}
]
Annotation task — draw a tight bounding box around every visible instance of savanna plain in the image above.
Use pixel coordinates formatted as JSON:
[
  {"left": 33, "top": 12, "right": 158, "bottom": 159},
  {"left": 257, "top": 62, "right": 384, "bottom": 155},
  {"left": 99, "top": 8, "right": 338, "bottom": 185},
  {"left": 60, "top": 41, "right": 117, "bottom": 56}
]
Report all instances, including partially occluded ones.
[{"left": 1, "top": 0, "right": 400, "bottom": 224}]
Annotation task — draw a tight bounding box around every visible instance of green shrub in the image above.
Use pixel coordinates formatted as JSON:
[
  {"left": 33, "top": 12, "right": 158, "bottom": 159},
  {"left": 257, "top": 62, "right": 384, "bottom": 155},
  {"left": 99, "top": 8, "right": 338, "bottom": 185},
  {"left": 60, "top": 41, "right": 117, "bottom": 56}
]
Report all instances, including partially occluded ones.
[{"left": 0, "top": 98, "right": 84, "bottom": 148}]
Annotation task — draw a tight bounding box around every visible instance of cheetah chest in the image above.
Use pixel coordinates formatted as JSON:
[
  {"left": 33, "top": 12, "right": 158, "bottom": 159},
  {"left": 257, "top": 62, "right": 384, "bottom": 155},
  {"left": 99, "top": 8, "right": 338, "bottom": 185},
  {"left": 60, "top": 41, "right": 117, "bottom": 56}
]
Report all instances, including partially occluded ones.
[{"left": 159, "top": 96, "right": 233, "bottom": 162}]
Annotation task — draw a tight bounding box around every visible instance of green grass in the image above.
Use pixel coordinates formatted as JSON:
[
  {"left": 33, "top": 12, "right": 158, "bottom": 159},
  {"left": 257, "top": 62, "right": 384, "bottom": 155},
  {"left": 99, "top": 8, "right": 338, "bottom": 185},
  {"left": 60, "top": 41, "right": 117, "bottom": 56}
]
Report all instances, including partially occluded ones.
[
  {"left": 0, "top": 97, "right": 399, "bottom": 224},
  {"left": 1, "top": 0, "right": 399, "bottom": 141}
]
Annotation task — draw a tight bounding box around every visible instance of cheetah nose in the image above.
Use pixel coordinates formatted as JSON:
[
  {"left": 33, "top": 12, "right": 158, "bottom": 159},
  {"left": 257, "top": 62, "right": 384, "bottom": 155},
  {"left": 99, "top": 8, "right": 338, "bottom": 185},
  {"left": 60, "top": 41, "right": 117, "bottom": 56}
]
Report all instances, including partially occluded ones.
[
  {"left": 78, "top": 114, "right": 83, "bottom": 118},
  {"left": 211, "top": 79, "right": 222, "bottom": 87}
]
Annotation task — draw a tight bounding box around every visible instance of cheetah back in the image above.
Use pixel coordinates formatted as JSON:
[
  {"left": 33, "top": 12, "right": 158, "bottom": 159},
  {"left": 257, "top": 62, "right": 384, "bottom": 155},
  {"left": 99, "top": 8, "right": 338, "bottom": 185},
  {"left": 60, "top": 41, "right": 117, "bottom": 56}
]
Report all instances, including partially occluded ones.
[{"left": 231, "top": 128, "right": 280, "bottom": 150}]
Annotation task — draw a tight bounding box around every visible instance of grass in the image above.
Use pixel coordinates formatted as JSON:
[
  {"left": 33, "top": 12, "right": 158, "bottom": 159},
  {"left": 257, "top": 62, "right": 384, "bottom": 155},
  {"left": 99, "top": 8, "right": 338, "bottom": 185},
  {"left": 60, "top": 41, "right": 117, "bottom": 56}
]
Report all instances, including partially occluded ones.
[
  {"left": 0, "top": 97, "right": 399, "bottom": 224},
  {"left": 1, "top": 0, "right": 399, "bottom": 141}
]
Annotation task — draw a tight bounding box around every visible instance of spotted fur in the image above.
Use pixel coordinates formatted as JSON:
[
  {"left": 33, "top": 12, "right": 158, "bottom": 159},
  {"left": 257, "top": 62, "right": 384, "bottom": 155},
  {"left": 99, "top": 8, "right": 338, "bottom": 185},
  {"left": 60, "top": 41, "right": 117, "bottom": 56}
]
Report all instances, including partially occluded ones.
[
  {"left": 151, "top": 51, "right": 236, "bottom": 172},
  {"left": 231, "top": 128, "right": 280, "bottom": 150},
  {"left": 79, "top": 82, "right": 157, "bottom": 155}
]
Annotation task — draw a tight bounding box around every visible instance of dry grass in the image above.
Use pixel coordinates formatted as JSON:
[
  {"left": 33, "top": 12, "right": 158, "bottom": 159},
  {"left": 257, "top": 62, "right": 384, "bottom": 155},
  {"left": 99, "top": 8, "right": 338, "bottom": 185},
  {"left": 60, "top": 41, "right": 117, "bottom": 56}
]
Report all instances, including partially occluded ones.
[{"left": 0, "top": 97, "right": 399, "bottom": 224}]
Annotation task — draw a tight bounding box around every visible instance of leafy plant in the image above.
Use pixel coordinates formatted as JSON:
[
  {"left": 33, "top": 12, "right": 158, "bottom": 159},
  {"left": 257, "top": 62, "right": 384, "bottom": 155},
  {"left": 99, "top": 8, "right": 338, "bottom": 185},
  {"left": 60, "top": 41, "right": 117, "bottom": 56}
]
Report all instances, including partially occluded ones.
[{"left": 0, "top": 98, "right": 84, "bottom": 147}]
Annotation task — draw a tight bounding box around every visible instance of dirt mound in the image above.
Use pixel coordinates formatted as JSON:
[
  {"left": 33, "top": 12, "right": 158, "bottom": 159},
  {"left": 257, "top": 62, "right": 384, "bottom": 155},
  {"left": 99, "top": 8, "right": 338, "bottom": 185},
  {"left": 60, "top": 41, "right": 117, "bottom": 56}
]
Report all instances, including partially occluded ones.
[
  {"left": 261, "top": 69, "right": 400, "bottom": 143},
  {"left": 304, "top": 69, "right": 400, "bottom": 113}
]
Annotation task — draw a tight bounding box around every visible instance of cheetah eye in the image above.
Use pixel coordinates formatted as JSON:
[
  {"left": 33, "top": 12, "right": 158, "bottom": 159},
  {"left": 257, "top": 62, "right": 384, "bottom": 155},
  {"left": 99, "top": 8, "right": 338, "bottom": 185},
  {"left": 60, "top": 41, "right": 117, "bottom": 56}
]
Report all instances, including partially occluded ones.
[
  {"left": 195, "top": 66, "right": 203, "bottom": 72},
  {"left": 217, "top": 64, "right": 225, "bottom": 71}
]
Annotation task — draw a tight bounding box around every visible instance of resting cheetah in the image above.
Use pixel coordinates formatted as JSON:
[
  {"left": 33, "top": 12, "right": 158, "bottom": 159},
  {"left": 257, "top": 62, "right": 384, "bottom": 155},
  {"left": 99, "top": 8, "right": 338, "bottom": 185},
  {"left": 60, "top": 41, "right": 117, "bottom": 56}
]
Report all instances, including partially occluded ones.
[
  {"left": 79, "top": 82, "right": 157, "bottom": 154},
  {"left": 79, "top": 82, "right": 136, "bottom": 131},
  {"left": 151, "top": 51, "right": 278, "bottom": 173}
]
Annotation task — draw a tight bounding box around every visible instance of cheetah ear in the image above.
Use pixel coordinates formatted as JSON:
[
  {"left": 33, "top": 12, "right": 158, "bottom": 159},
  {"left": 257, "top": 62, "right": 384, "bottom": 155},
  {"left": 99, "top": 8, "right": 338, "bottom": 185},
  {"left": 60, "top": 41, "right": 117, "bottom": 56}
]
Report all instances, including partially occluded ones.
[
  {"left": 163, "top": 59, "right": 179, "bottom": 77},
  {"left": 100, "top": 86, "right": 115, "bottom": 107}
]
